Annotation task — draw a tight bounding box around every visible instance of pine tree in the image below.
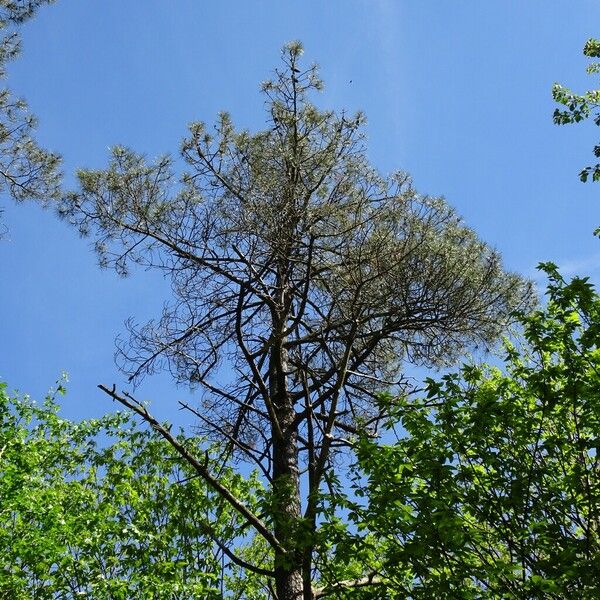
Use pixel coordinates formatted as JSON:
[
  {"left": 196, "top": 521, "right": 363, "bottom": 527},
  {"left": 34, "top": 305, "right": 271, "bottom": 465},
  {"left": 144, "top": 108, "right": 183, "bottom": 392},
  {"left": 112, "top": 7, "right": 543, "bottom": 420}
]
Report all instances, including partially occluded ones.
[
  {"left": 61, "top": 42, "right": 534, "bottom": 599},
  {"left": 0, "top": 0, "right": 59, "bottom": 229}
]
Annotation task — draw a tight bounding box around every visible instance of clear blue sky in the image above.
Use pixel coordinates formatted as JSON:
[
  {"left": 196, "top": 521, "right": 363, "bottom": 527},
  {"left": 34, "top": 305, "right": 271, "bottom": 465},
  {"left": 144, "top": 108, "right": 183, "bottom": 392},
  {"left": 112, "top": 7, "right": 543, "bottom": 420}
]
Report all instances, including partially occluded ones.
[{"left": 1, "top": 0, "right": 599, "bottom": 421}]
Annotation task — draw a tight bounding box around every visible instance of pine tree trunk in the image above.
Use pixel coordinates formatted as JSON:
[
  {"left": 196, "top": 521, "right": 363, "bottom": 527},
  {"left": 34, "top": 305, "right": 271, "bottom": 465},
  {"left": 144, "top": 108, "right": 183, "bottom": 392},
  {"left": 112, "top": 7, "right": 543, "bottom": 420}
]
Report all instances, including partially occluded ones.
[
  {"left": 270, "top": 333, "right": 304, "bottom": 599},
  {"left": 272, "top": 409, "right": 304, "bottom": 599}
]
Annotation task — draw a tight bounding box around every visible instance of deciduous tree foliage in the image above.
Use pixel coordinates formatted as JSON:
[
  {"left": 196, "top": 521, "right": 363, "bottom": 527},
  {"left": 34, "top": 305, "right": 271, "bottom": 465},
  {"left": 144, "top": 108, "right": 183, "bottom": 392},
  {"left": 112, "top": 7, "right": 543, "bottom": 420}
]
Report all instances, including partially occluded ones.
[
  {"left": 0, "top": 381, "right": 267, "bottom": 598},
  {"left": 59, "top": 42, "right": 532, "bottom": 598},
  {"left": 553, "top": 38, "right": 600, "bottom": 185},
  {"left": 333, "top": 266, "right": 600, "bottom": 598}
]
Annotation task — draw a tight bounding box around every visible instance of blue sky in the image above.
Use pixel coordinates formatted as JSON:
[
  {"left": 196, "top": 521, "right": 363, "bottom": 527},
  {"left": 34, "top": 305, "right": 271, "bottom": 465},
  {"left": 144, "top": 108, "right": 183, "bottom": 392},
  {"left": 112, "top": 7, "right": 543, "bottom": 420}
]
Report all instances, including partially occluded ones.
[{"left": 1, "top": 0, "right": 600, "bottom": 421}]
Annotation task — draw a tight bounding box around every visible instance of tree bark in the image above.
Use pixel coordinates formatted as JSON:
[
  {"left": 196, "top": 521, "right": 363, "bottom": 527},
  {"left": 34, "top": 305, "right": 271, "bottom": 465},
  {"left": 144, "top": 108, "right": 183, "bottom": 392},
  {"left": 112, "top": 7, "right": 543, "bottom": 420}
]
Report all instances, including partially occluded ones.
[
  {"left": 271, "top": 398, "right": 304, "bottom": 597},
  {"left": 270, "top": 314, "right": 304, "bottom": 599}
]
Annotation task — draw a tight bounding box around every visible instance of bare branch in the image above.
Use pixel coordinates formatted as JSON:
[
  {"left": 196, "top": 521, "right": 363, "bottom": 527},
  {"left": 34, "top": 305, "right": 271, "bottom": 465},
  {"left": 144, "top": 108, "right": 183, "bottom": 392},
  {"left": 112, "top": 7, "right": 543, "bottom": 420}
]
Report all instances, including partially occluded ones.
[
  {"left": 313, "top": 573, "right": 384, "bottom": 598},
  {"left": 98, "top": 384, "right": 285, "bottom": 556}
]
